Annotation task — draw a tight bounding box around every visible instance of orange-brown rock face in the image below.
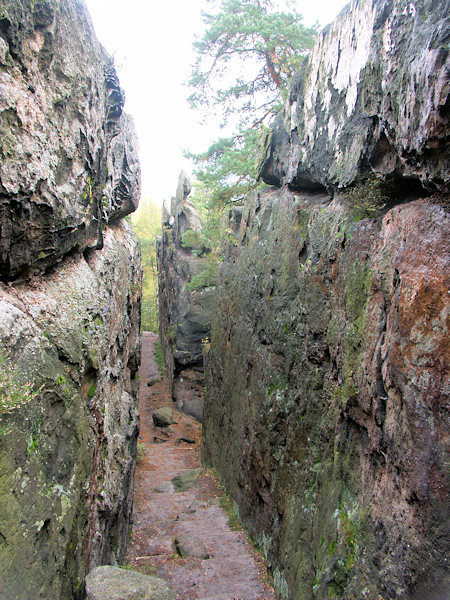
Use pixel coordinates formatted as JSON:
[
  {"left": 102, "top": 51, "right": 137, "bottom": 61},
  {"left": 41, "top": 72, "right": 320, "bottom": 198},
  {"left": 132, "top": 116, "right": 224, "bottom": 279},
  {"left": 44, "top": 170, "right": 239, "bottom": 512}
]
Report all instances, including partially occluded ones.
[
  {"left": 203, "top": 191, "right": 449, "bottom": 599},
  {"left": 200, "top": 2, "right": 449, "bottom": 595}
]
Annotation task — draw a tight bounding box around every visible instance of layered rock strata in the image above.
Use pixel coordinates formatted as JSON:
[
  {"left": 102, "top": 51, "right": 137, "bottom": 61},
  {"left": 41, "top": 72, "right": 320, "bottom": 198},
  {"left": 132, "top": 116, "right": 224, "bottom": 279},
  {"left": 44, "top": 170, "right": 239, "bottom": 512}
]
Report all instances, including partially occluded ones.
[
  {"left": 259, "top": 0, "right": 449, "bottom": 193},
  {"left": 0, "top": 1, "right": 141, "bottom": 598},
  {"left": 0, "top": 0, "right": 140, "bottom": 280},
  {"left": 201, "top": 0, "right": 449, "bottom": 598},
  {"left": 157, "top": 172, "right": 215, "bottom": 422}
]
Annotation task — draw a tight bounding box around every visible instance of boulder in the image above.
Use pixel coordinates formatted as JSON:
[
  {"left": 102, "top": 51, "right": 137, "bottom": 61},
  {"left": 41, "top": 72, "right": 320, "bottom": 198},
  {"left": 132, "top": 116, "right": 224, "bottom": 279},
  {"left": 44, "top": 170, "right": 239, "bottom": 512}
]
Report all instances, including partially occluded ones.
[
  {"left": 174, "top": 534, "right": 210, "bottom": 559},
  {"left": 171, "top": 468, "right": 202, "bottom": 492},
  {"left": 152, "top": 406, "right": 179, "bottom": 427},
  {"left": 154, "top": 481, "right": 174, "bottom": 494},
  {"left": 85, "top": 566, "right": 175, "bottom": 600}
]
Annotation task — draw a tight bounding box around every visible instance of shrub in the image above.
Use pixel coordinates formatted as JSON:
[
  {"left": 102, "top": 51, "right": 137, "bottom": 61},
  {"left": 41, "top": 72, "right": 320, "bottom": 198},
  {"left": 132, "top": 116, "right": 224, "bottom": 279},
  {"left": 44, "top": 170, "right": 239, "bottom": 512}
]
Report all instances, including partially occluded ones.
[
  {"left": 342, "top": 177, "right": 391, "bottom": 220},
  {"left": 185, "top": 258, "right": 219, "bottom": 292},
  {"left": 181, "top": 229, "right": 211, "bottom": 256}
]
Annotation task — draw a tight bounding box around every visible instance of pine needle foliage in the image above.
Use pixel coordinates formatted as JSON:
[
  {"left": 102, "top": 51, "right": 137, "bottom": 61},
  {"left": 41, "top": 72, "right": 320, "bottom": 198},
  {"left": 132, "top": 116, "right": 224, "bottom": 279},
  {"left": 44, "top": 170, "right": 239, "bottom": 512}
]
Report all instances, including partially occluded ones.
[{"left": 187, "top": 0, "right": 317, "bottom": 207}]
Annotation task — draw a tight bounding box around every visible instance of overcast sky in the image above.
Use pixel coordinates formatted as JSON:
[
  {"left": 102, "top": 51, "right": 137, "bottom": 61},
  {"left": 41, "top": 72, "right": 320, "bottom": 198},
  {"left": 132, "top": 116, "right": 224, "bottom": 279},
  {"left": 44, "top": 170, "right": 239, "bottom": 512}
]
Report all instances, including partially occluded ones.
[{"left": 84, "top": 0, "right": 350, "bottom": 205}]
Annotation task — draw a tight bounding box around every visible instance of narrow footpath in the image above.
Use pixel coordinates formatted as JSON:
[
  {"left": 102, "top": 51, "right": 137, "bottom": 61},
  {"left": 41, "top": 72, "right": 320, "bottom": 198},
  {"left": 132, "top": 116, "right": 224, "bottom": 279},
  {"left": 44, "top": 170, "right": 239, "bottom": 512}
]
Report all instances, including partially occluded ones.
[{"left": 126, "top": 332, "right": 276, "bottom": 600}]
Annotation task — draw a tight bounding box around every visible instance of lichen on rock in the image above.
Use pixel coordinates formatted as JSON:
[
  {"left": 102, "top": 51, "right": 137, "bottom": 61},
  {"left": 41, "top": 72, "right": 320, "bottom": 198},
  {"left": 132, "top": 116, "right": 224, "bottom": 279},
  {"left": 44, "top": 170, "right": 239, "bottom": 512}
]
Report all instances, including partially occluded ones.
[{"left": 259, "top": 0, "right": 449, "bottom": 193}]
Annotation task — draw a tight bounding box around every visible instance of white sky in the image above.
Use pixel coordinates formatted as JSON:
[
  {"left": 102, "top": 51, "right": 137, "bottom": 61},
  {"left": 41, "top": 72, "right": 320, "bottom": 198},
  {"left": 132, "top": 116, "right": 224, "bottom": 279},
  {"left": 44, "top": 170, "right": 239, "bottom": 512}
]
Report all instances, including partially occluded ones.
[{"left": 84, "top": 0, "right": 350, "bottom": 205}]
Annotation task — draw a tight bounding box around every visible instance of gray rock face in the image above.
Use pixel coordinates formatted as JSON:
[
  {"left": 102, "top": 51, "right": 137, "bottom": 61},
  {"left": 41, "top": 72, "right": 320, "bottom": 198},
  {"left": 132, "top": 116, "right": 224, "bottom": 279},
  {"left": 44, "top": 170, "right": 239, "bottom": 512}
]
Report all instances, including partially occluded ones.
[
  {"left": 0, "top": 1, "right": 142, "bottom": 599},
  {"left": 203, "top": 189, "right": 449, "bottom": 600},
  {"left": 157, "top": 172, "right": 216, "bottom": 422},
  {"left": 259, "top": 0, "right": 449, "bottom": 193},
  {"left": 85, "top": 566, "right": 175, "bottom": 600},
  {"left": 0, "top": 223, "right": 142, "bottom": 599},
  {"left": 0, "top": 0, "right": 141, "bottom": 280}
]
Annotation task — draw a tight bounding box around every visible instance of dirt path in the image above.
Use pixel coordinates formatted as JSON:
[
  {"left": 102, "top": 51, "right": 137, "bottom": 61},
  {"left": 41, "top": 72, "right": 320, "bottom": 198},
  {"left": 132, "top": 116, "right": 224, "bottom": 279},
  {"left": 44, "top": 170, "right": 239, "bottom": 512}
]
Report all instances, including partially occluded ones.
[{"left": 126, "top": 332, "right": 276, "bottom": 600}]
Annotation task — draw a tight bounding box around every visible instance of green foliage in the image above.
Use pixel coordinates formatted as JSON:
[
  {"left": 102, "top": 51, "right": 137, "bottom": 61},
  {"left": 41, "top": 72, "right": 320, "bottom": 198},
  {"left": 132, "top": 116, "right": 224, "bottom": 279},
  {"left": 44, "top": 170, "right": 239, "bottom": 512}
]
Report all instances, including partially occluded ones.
[
  {"left": 130, "top": 198, "right": 162, "bottom": 332},
  {"left": 87, "top": 384, "right": 96, "bottom": 399},
  {"left": 328, "top": 538, "right": 337, "bottom": 557},
  {"left": 82, "top": 175, "right": 94, "bottom": 204},
  {"left": 189, "top": 180, "right": 226, "bottom": 250},
  {"left": 219, "top": 493, "right": 242, "bottom": 530},
  {"left": 181, "top": 228, "right": 211, "bottom": 256},
  {"left": 186, "top": 127, "right": 267, "bottom": 207},
  {"left": 137, "top": 441, "right": 146, "bottom": 461},
  {"left": 0, "top": 352, "right": 41, "bottom": 414},
  {"left": 187, "top": 0, "right": 317, "bottom": 207},
  {"left": 185, "top": 256, "right": 220, "bottom": 292},
  {"left": 342, "top": 177, "right": 391, "bottom": 220},
  {"left": 154, "top": 342, "right": 166, "bottom": 376},
  {"left": 188, "top": 0, "right": 317, "bottom": 124}
]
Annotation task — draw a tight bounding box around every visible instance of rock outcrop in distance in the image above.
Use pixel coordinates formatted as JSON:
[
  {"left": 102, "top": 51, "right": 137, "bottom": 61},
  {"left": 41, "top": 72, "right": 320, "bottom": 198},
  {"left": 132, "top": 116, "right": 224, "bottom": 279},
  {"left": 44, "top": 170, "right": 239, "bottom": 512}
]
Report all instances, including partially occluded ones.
[
  {"left": 200, "top": 1, "right": 449, "bottom": 599},
  {"left": 0, "top": 1, "right": 142, "bottom": 598},
  {"left": 157, "top": 172, "right": 216, "bottom": 422}
]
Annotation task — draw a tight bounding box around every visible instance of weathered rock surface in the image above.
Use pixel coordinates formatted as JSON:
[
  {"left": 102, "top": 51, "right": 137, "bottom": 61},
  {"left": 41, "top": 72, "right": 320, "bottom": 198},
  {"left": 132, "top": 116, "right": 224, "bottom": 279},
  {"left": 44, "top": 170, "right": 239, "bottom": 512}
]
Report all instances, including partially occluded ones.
[
  {"left": 0, "top": 1, "right": 142, "bottom": 599},
  {"left": 152, "top": 406, "right": 179, "bottom": 427},
  {"left": 174, "top": 533, "right": 210, "bottom": 559},
  {"left": 203, "top": 189, "right": 449, "bottom": 600},
  {"left": 171, "top": 468, "right": 203, "bottom": 492},
  {"left": 259, "top": 0, "right": 449, "bottom": 193},
  {"left": 0, "top": 0, "right": 140, "bottom": 280},
  {"left": 0, "top": 223, "right": 142, "bottom": 599},
  {"left": 199, "top": 1, "right": 449, "bottom": 599},
  {"left": 85, "top": 566, "right": 175, "bottom": 600},
  {"left": 157, "top": 172, "right": 215, "bottom": 421}
]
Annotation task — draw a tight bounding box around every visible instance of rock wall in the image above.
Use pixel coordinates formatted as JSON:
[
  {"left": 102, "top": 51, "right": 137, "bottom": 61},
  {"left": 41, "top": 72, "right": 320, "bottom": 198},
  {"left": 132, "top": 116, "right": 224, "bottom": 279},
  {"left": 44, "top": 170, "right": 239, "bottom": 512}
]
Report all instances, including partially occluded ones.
[
  {"left": 201, "top": 1, "right": 449, "bottom": 599},
  {"left": 0, "top": 1, "right": 141, "bottom": 598},
  {"left": 157, "top": 172, "right": 215, "bottom": 422},
  {"left": 259, "top": 0, "right": 449, "bottom": 193},
  {"left": 203, "top": 190, "right": 449, "bottom": 600},
  {"left": 0, "top": 0, "right": 140, "bottom": 280}
]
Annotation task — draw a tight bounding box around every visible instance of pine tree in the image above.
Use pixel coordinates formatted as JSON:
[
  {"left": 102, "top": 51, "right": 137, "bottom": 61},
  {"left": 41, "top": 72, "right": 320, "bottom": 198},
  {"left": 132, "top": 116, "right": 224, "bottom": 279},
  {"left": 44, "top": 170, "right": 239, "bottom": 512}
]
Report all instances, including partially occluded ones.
[{"left": 187, "top": 0, "right": 317, "bottom": 207}]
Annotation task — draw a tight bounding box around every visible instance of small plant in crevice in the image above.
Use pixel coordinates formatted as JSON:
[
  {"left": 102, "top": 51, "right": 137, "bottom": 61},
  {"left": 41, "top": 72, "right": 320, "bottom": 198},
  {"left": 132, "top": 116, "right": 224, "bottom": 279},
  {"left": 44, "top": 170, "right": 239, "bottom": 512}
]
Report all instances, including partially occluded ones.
[
  {"left": 82, "top": 175, "right": 94, "bottom": 205},
  {"left": 342, "top": 177, "right": 391, "bottom": 220},
  {"left": 219, "top": 492, "right": 242, "bottom": 531},
  {"left": 137, "top": 441, "right": 146, "bottom": 461}
]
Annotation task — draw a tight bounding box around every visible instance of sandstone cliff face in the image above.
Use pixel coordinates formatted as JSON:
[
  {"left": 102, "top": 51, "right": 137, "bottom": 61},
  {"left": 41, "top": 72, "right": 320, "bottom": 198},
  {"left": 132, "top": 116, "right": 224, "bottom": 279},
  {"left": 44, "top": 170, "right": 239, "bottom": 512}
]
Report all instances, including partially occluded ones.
[
  {"left": 202, "top": 1, "right": 449, "bottom": 598},
  {"left": 259, "top": 0, "right": 449, "bottom": 193},
  {"left": 0, "top": 0, "right": 140, "bottom": 280},
  {"left": 203, "top": 191, "right": 449, "bottom": 599},
  {"left": 157, "top": 173, "right": 215, "bottom": 422},
  {"left": 0, "top": 1, "right": 141, "bottom": 598}
]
